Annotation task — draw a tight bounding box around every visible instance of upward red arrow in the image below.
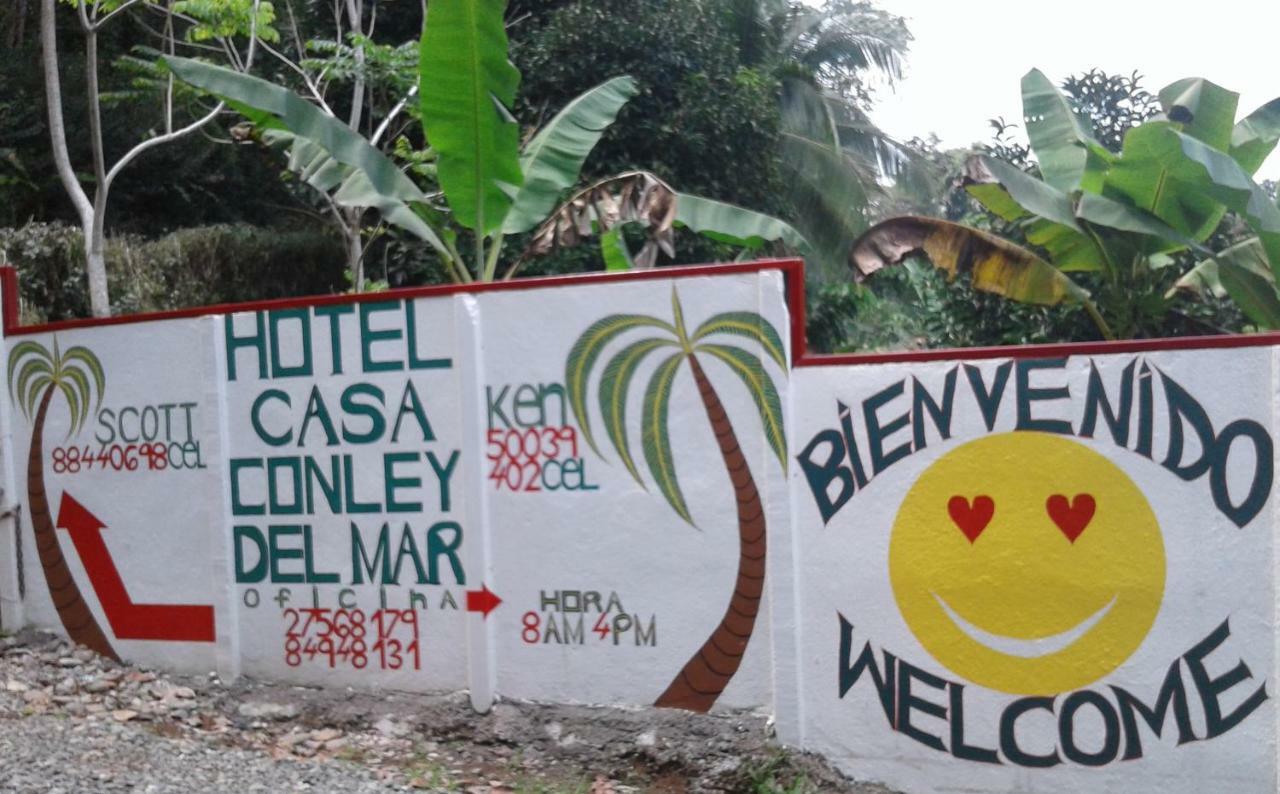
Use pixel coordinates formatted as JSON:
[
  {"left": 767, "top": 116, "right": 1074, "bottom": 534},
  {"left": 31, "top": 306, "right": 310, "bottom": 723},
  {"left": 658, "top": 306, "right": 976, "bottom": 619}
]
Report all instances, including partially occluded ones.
[{"left": 57, "top": 492, "right": 216, "bottom": 643}]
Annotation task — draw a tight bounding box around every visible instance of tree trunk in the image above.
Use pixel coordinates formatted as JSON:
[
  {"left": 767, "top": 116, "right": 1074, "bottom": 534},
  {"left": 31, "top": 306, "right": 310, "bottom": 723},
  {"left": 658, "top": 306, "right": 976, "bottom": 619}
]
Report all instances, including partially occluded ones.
[
  {"left": 85, "top": 220, "right": 110, "bottom": 318},
  {"left": 27, "top": 388, "right": 118, "bottom": 660},
  {"left": 654, "top": 353, "right": 766, "bottom": 712},
  {"left": 40, "top": 0, "right": 94, "bottom": 228},
  {"left": 342, "top": 208, "right": 364, "bottom": 291}
]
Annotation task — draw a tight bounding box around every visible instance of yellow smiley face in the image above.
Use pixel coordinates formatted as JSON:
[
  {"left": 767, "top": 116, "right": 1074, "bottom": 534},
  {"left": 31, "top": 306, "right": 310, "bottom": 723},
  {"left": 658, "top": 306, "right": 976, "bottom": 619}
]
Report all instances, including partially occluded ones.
[{"left": 888, "top": 431, "right": 1165, "bottom": 695}]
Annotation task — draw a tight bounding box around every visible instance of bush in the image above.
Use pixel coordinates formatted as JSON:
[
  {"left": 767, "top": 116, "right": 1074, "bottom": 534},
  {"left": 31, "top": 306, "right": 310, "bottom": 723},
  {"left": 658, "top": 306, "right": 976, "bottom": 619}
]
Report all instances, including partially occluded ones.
[{"left": 0, "top": 222, "right": 346, "bottom": 322}]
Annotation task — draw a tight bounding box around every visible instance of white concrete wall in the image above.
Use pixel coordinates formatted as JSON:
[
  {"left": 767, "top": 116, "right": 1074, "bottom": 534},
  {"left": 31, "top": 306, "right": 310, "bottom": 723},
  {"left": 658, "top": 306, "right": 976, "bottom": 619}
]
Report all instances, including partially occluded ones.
[
  {"left": 1, "top": 264, "right": 1276, "bottom": 791},
  {"left": 789, "top": 347, "right": 1278, "bottom": 792},
  {"left": 0, "top": 270, "right": 791, "bottom": 718}
]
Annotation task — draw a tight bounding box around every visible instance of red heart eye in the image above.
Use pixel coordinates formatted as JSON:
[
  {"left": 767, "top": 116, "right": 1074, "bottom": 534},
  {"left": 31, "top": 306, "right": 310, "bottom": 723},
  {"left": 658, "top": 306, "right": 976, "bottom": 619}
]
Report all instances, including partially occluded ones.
[
  {"left": 1046, "top": 494, "right": 1095, "bottom": 542},
  {"left": 949, "top": 495, "right": 994, "bottom": 543}
]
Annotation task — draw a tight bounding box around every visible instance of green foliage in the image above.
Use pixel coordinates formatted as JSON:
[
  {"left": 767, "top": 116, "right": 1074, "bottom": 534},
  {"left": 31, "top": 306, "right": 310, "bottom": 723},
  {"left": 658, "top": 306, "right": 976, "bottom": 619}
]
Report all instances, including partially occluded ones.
[
  {"left": 172, "top": 0, "right": 279, "bottom": 42},
  {"left": 0, "top": 222, "right": 345, "bottom": 321},
  {"left": 1061, "top": 70, "right": 1159, "bottom": 153},
  {"left": 857, "top": 68, "right": 1277, "bottom": 343},
  {"left": 514, "top": 0, "right": 910, "bottom": 282},
  {"left": 735, "top": 751, "right": 818, "bottom": 794},
  {"left": 1020, "top": 68, "right": 1103, "bottom": 192},
  {"left": 504, "top": 76, "right": 639, "bottom": 234},
  {"left": 172, "top": 0, "right": 809, "bottom": 284},
  {"left": 514, "top": 0, "right": 787, "bottom": 221},
  {"left": 599, "top": 226, "right": 634, "bottom": 271},
  {"left": 301, "top": 35, "right": 417, "bottom": 98},
  {"left": 418, "top": 0, "right": 523, "bottom": 235},
  {"left": 675, "top": 193, "right": 809, "bottom": 252},
  {"left": 166, "top": 56, "right": 453, "bottom": 256}
]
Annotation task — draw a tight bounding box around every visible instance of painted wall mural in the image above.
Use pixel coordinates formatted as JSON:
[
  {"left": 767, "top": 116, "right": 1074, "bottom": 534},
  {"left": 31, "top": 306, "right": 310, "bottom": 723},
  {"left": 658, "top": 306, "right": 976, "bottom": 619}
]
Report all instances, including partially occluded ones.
[
  {"left": 0, "top": 261, "right": 1276, "bottom": 793},
  {"left": 792, "top": 349, "right": 1277, "bottom": 792},
  {"left": 563, "top": 287, "right": 787, "bottom": 711}
]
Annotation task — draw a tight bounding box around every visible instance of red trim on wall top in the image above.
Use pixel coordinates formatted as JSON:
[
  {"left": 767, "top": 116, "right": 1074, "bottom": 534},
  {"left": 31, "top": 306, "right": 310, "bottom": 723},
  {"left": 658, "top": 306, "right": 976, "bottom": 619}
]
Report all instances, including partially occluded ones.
[
  {"left": 4, "top": 259, "right": 1279, "bottom": 364},
  {"left": 1, "top": 267, "right": 19, "bottom": 337},
  {"left": 0, "top": 260, "right": 804, "bottom": 337}
]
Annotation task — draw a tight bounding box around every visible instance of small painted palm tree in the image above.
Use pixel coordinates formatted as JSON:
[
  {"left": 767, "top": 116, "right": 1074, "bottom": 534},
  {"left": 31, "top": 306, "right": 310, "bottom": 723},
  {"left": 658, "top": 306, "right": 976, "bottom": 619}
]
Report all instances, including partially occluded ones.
[
  {"left": 566, "top": 287, "right": 786, "bottom": 712},
  {"left": 7, "top": 339, "right": 117, "bottom": 661}
]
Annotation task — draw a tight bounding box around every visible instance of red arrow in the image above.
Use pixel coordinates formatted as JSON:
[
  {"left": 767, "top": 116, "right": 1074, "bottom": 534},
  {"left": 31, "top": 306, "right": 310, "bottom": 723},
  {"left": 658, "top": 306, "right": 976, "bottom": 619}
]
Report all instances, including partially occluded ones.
[
  {"left": 465, "top": 584, "right": 502, "bottom": 619},
  {"left": 57, "top": 492, "right": 216, "bottom": 643}
]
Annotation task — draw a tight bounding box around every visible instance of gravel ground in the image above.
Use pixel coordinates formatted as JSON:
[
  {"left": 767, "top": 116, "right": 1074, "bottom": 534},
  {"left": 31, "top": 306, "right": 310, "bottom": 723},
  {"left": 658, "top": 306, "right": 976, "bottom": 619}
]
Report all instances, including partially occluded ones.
[
  {"left": 0, "top": 629, "right": 894, "bottom": 793},
  {"left": 0, "top": 715, "right": 392, "bottom": 793}
]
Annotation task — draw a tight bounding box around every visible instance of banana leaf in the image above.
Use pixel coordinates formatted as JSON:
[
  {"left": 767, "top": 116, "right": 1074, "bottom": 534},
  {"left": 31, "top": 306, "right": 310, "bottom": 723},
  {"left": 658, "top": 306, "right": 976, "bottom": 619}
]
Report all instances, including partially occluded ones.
[
  {"left": 1021, "top": 68, "right": 1110, "bottom": 192},
  {"left": 165, "top": 57, "right": 448, "bottom": 251},
  {"left": 673, "top": 194, "right": 809, "bottom": 252},
  {"left": 963, "top": 154, "right": 1110, "bottom": 272},
  {"left": 1158, "top": 77, "right": 1238, "bottom": 152},
  {"left": 1231, "top": 97, "right": 1280, "bottom": 176},
  {"left": 419, "top": 0, "right": 523, "bottom": 234},
  {"left": 1074, "top": 193, "right": 1205, "bottom": 253},
  {"left": 849, "top": 216, "right": 1109, "bottom": 337},
  {"left": 1104, "top": 121, "right": 1280, "bottom": 262},
  {"left": 600, "top": 227, "right": 634, "bottom": 271},
  {"left": 964, "top": 155, "right": 1079, "bottom": 229},
  {"left": 503, "top": 76, "right": 639, "bottom": 234},
  {"left": 525, "top": 172, "right": 809, "bottom": 267},
  {"left": 1172, "top": 236, "right": 1273, "bottom": 299},
  {"left": 1218, "top": 258, "right": 1280, "bottom": 329}
]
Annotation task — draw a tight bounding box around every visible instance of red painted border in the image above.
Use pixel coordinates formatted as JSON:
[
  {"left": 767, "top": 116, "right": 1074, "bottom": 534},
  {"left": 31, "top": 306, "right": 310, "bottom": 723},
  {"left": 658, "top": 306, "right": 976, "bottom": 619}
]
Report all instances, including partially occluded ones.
[
  {"left": 0, "top": 259, "right": 804, "bottom": 337},
  {"left": 4, "top": 259, "right": 1280, "bottom": 364},
  {"left": 1, "top": 268, "right": 18, "bottom": 337}
]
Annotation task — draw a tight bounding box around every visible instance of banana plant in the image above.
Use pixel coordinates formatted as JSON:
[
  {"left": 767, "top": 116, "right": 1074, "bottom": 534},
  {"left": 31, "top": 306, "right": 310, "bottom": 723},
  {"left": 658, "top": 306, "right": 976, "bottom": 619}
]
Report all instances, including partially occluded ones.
[
  {"left": 850, "top": 69, "right": 1280, "bottom": 340},
  {"left": 167, "top": 0, "right": 808, "bottom": 284}
]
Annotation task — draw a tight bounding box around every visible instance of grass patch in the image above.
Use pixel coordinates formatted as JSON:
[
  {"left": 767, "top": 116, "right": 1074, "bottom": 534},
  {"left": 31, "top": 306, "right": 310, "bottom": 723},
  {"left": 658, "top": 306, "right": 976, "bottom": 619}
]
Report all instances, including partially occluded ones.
[
  {"left": 403, "top": 746, "right": 456, "bottom": 792},
  {"left": 739, "top": 752, "right": 818, "bottom": 794}
]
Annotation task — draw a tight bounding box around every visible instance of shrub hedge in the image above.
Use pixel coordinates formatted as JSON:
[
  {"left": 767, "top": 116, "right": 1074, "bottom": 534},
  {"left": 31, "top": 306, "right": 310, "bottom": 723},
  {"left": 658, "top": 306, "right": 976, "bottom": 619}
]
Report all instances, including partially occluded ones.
[{"left": 0, "top": 222, "right": 346, "bottom": 323}]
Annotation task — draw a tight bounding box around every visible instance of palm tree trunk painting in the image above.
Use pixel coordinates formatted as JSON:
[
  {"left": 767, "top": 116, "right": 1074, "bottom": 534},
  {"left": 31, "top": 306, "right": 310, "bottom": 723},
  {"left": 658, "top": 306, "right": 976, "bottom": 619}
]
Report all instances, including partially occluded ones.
[
  {"left": 566, "top": 288, "right": 786, "bottom": 712},
  {"left": 9, "top": 339, "right": 118, "bottom": 661},
  {"left": 653, "top": 353, "right": 768, "bottom": 710}
]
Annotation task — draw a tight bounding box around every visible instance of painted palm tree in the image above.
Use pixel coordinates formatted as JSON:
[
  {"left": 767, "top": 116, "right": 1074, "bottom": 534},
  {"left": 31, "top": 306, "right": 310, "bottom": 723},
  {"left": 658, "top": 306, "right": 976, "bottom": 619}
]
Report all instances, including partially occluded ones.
[
  {"left": 7, "top": 338, "right": 117, "bottom": 661},
  {"left": 566, "top": 288, "right": 786, "bottom": 712}
]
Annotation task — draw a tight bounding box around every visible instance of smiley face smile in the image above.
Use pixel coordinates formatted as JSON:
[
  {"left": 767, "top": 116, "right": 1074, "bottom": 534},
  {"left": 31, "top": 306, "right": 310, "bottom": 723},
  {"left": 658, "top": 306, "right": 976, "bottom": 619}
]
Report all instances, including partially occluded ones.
[{"left": 932, "top": 592, "right": 1117, "bottom": 658}]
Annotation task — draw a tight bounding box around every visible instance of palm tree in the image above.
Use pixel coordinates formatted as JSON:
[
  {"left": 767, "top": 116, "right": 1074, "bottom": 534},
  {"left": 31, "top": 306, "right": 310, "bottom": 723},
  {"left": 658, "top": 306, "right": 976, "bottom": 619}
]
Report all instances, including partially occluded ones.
[
  {"left": 565, "top": 287, "right": 786, "bottom": 712},
  {"left": 7, "top": 338, "right": 117, "bottom": 660},
  {"left": 724, "top": 0, "right": 921, "bottom": 280}
]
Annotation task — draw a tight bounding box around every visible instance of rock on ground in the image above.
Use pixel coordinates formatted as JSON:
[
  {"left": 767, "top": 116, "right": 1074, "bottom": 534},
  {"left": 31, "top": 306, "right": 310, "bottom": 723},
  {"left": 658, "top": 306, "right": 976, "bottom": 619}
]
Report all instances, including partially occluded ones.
[{"left": 0, "top": 629, "right": 896, "bottom": 793}]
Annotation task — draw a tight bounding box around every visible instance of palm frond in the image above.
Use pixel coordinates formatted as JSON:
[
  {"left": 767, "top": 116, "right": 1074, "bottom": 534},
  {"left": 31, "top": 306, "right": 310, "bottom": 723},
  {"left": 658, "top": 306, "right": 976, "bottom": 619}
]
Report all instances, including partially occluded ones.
[
  {"left": 15, "top": 362, "right": 52, "bottom": 418},
  {"left": 59, "top": 365, "right": 93, "bottom": 436},
  {"left": 598, "top": 338, "right": 677, "bottom": 485},
  {"left": 57, "top": 381, "right": 83, "bottom": 438},
  {"left": 690, "top": 312, "right": 787, "bottom": 369},
  {"left": 23, "top": 374, "right": 53, "bottom": 419},
  {"left": 671, "top": 287, "right": 689, "bottom": 344},
  {"left": 7, "top": 341, "right": 53, "bottom": 420},
  {"left": 694, "top": 344, "right": 787, "bottom": 469},
  {"left": 642, "top": 352, "right": 693, "bottom": 525},
  {"left": 61, "top": 346, "right": 107, "bottom": 416},
  {"left": 565, "top": 314, "right": 677, "bottom": 457}
]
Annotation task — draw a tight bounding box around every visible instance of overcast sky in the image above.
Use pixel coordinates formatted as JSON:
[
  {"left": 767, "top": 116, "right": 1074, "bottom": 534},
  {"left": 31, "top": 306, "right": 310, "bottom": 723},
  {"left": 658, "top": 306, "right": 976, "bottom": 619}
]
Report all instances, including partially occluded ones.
[{"left": 867, "top": 0, "right": 1280, "bottom": 180}]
